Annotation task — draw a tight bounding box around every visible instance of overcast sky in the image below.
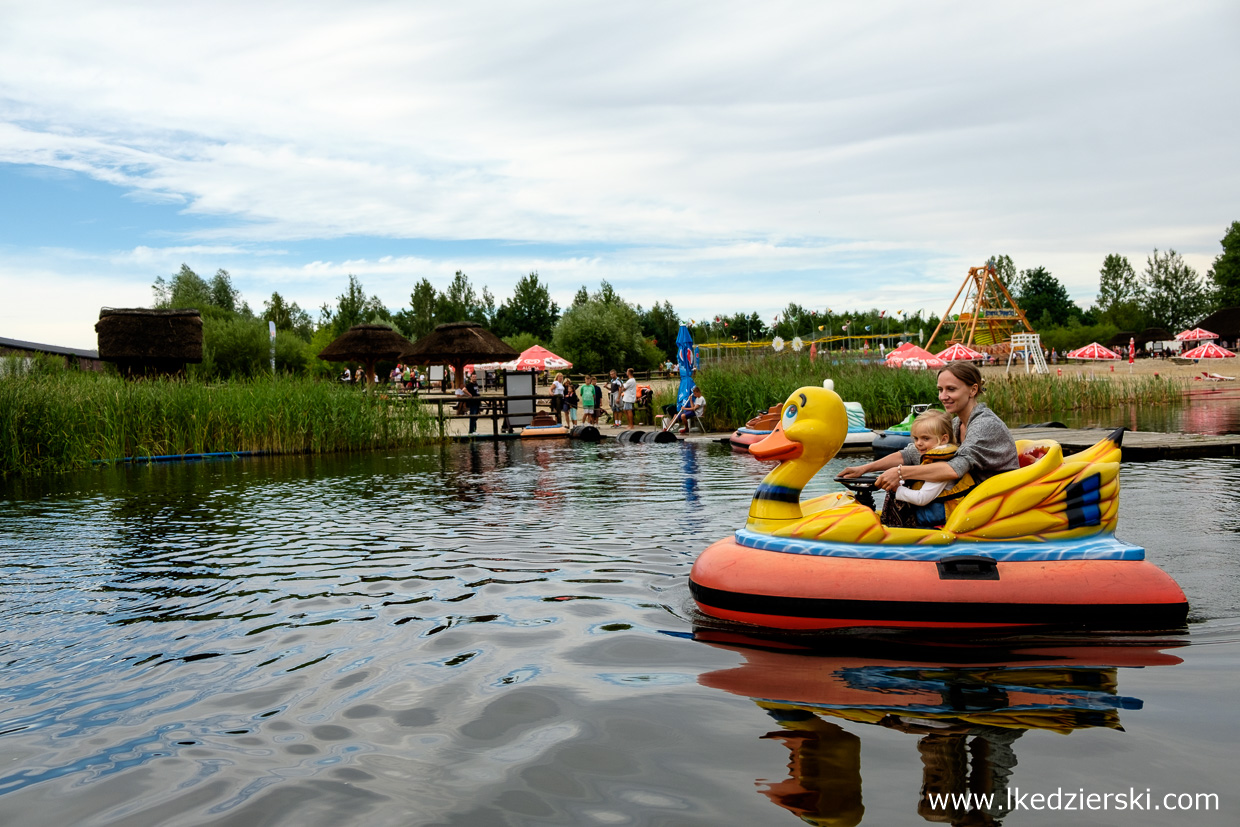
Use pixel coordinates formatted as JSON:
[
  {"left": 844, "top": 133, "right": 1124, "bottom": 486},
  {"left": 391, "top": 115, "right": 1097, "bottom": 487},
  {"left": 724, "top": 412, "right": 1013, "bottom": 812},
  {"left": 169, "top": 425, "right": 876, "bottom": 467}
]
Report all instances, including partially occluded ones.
[{"left": 2, "top": 1, "right": 1237, "bottom": 348}]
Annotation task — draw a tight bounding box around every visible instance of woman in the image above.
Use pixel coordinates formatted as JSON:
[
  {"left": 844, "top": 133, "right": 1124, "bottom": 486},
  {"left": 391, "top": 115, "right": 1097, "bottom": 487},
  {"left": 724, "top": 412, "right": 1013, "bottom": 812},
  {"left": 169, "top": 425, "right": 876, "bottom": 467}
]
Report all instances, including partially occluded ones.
[{"left": 840, "top": 362, "right": 1018, "bottom": 495}]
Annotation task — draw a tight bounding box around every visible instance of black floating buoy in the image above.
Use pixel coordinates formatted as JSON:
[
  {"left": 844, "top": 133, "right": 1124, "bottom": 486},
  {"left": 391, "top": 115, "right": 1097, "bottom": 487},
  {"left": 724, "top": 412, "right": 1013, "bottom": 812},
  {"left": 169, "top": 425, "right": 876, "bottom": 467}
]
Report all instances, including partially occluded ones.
[
  {"left": 644, "top": 430, "right": 679, "bottom": 444},
  {"left": 570, "top": 425, "right": 601, "bottom": 442}
]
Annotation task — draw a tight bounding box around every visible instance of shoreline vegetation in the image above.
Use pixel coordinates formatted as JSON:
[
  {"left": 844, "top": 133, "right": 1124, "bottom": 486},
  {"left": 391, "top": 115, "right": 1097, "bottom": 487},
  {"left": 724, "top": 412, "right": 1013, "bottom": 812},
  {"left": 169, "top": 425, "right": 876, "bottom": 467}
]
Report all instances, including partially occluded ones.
[
  {"left": 675, "top": 358, "right": 1189, "bottom": 432},
  {"left": 1, "top": 370, "right": 438, "bottom": 477},
  {"left": 1, "top": 355, "right": 1191, "bottom": 478}
]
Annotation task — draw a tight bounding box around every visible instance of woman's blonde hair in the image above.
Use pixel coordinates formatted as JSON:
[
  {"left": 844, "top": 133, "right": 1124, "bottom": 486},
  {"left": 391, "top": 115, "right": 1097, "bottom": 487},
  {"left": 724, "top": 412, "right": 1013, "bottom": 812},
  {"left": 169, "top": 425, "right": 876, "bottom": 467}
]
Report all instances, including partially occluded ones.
[{"left": 911, "top": 409, "right": 953, "bottom": 443}]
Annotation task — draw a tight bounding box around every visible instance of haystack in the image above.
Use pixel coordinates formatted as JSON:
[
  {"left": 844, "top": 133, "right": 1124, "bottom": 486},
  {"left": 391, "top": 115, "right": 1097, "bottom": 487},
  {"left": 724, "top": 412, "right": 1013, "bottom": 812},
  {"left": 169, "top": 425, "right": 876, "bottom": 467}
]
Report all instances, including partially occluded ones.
[
  {"left": 317, "top": 324, "right": 415, "bottom": 384},
  {"left": 401, "top": 322, "right": 518, "bottom": 390},
  {"left": 95, "top": 308, "right": 203, "bottom": 378}
]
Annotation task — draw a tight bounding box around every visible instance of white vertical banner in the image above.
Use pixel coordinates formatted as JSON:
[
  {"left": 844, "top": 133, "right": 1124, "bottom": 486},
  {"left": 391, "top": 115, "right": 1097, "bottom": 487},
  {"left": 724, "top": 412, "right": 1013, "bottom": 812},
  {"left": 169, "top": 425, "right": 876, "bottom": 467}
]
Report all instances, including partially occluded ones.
[{"left": 269, "top": 321, "right": 277, "bottom": 373}]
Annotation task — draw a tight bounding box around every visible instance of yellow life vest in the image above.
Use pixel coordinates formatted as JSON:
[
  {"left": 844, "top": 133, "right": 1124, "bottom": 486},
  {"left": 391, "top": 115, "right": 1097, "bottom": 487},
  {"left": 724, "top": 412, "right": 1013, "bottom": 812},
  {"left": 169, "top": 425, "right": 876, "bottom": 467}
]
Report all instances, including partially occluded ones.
[{"left": 907, "top": 444, "right": 976, "bottom": 517}]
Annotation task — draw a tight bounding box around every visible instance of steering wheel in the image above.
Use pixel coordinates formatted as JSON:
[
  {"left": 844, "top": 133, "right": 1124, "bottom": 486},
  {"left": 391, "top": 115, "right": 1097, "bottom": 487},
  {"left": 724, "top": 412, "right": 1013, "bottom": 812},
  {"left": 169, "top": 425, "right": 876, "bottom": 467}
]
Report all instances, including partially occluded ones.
[{"left": 833, "top": 474, "right": 881, "bottom": 509}]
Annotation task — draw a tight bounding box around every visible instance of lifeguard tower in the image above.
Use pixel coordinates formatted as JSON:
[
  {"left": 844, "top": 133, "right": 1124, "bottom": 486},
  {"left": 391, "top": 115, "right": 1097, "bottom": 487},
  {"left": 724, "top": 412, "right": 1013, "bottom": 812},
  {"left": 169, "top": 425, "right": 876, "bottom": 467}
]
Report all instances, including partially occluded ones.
[{"left": 926, "top": 259, "right": 1038, "bottom": 360}]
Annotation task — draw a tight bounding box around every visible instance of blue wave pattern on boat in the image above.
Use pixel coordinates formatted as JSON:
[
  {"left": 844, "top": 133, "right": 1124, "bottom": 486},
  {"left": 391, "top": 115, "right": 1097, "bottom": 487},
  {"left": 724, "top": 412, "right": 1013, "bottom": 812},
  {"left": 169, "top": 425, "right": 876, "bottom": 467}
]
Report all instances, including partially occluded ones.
[{"left": 732, "top": 528, "right": 1146, "bottom": 562}]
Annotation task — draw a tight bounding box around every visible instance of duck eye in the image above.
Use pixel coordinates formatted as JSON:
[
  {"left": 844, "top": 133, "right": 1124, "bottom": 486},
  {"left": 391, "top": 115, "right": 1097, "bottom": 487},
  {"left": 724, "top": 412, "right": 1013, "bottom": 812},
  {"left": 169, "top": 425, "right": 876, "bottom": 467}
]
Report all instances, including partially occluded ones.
[{"left": 783, "top": 404, "right": 798, "bottom": 424}]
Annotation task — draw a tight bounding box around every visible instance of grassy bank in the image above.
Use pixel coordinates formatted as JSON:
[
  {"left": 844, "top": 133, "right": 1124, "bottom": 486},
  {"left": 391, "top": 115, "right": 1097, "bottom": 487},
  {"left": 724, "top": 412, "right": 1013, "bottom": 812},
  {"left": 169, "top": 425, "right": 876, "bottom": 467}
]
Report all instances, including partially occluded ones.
[
  {"left": 0, "top": 371, "right": 438, "bottom": 477},
  {"left": 676, "top": 357, "right": 1188, "bottom": 430}
]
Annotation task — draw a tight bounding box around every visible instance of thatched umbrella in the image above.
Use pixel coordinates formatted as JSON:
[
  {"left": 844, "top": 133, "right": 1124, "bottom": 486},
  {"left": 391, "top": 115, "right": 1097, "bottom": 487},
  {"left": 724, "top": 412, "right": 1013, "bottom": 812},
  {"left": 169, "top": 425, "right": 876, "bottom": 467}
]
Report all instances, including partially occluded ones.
[
  {"left": 96, "top": 308, "right": 203, "bottom": 378},
  {"left": 317, "top": 324, "right": 415, "bottom": 385},
  {"left": 400, "top": 322, "right": 518, "bottom": 391}
]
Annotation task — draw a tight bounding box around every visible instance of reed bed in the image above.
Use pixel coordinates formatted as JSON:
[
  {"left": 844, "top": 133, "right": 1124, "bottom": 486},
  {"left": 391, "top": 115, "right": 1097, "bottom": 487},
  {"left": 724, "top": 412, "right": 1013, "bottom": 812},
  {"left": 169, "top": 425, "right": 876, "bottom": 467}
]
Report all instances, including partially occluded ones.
[
  {"left": 982, "top": 373, "right": 1185, "bottom": 419},
  {"left": 0, "top": 372, "right": 438, "bottom": 477},
  {"left": 687, "top": 357, "right": 1187, "bottom": 431}
]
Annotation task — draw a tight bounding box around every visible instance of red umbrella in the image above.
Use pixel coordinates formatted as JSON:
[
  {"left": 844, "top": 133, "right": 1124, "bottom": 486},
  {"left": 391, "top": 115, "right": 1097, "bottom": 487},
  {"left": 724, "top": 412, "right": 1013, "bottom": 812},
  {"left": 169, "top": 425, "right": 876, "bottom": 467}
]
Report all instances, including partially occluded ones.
[
  {"left": 1066, "top": 342, "right": 1121, "bottom": 360},
  {"left": 936, "top": 342, "right": 986, "bottom": 361},
  {"left": 1175, "top": 328, "right": 1218, "bottom": 341},
  {"left": 505, "top": 345, "right": 573, "bottom": 371},
  {"left": 885, "top": 344, "right": 945, "bottom": 368},
  {"left": 1180, "top": 341, "right": 1237, "bottom": 359}
]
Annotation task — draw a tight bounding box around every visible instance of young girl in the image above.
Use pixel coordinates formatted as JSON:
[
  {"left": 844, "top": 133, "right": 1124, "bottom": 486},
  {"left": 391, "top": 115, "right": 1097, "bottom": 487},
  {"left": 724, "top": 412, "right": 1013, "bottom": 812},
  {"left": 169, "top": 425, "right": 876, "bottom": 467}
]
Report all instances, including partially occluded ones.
[
  {"left": 563, "top": 379, "right": 579, "bottom": 425},
  {"left": 883, "top": 410, "right": 976, "bottom": 528}
]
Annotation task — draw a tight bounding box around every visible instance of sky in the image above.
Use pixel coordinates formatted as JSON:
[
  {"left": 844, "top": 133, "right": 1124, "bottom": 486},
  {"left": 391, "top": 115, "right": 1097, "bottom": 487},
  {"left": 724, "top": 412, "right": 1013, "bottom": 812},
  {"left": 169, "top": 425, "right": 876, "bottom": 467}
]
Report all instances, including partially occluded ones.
[{"left": 1, "top": 1, "right": 1237, "bottom": 349}]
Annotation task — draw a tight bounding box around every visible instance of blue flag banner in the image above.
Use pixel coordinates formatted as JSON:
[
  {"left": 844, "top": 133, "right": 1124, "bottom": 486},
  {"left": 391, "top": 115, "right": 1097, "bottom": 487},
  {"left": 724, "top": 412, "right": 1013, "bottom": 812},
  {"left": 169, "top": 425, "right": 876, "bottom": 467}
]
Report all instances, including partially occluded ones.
[{"left": 676, "top": 325, "right": 696, "bottom": 411}]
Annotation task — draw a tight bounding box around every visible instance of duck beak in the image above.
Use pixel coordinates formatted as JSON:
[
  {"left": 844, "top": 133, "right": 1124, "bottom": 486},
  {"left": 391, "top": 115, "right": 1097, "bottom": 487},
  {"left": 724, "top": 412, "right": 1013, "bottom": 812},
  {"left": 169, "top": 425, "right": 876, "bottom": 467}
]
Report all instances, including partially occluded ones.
[{"left": 750, "top": 423, "right": 803, "bottom": 461}]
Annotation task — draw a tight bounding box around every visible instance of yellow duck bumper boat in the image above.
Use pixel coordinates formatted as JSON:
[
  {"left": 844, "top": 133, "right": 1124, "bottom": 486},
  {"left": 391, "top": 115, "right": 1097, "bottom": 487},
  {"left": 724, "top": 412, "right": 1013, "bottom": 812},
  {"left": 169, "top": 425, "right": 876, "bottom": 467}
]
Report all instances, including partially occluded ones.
[{"left": 689, "top": 386, "right": 1189, "bottom": 631}]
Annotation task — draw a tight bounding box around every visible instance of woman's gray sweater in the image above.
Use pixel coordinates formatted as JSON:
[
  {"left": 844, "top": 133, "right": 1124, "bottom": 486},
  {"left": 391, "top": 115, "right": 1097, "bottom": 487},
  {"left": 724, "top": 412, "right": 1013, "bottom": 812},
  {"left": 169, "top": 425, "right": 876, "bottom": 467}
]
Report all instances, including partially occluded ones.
[{"left": 899, "top": 402, "right": 1018, "bottom": 483}]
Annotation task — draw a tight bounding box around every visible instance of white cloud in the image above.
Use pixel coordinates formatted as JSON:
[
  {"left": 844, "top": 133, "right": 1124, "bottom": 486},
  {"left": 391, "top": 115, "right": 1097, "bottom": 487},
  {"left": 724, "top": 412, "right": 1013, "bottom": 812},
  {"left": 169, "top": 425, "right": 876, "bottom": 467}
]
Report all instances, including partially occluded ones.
[{"left": 1, "top": 1, "right": 1237, "bottom": 347}]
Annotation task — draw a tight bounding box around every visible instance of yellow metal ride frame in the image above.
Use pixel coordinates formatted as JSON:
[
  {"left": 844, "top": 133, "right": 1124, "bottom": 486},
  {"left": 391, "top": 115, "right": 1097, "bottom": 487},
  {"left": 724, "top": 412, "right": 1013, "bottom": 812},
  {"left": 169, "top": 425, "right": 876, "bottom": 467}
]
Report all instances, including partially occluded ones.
[{"left": 927, "top": 259, "right": 1034, "bottom": 350}]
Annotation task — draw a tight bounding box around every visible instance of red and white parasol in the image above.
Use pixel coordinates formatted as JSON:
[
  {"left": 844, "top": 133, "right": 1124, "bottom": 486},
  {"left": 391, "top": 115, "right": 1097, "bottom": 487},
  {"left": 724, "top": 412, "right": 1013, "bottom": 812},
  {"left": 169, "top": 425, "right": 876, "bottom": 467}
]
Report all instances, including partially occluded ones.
[
  {"left": 936, "top": 342, "right": 986, "bottom": 361},
  {"left": 502, "top": 345, "right": 573, "bottom": 371},
  {"left": 1065, "top": 342, "right": 1121, "bottom": 360},
  {"left": 885, "top": 343, "right": 945, "bottom": 368},
  {"left": 1180, "top": 341, "right": 1237, "bottom": 359},
  {"left": 1175, "top": 328, "right": 1218, "bottom": 342}
]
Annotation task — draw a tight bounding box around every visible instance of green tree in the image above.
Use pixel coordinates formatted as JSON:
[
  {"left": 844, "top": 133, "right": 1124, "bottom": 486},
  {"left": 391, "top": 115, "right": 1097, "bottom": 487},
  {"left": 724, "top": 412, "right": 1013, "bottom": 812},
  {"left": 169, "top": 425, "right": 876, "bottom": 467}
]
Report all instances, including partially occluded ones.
[
  {"left": 209, "top": 269, "right": 241, "bottom": 313},
  {"left": 502, "top": 332, "right": 544, "bottom": 354},
  {"left": 724, "top": 312, "right": 766, "bottom": 342},
  {"left": 1207, "top": 220, "right": 1240, "bottom": 308},
  {"left": 436, "top": 270, "right": 491, "bottom": 324},
  {"left": 263, "top": 292, "right": 313, "bottom": 342},
  {"left": 152, "top": 264, "right": 212, "bottom": 309},
  {"left": 639, "top": 300, "right": 679, "bottom": 357},
  {"left": 493, "top": 272, "right": 559, "bottom": 340},
  {"left": 393, "top": 279, "right": 439, "bottom": 341},
  {"left": 552, "top": 290, "right": 653, "bottom": 375},
  {"left": 192, "top": 316, "right": 268, "bottom": 380},
  {"left": 572, "top": 285, "right": 589, "bottom": 307},
  {"left": 332, "top": 275, "right": 371, "bottom": 335},
  {"left": 1143, "top": 249, "right": 1207, "bottom": 331},
  {"left": 990, "top": 254, "right": 1020, "bottom": 297},
  {"left": 1095, "top": 254, "right": 1143, "bottom": 329},
  {"left": 1018, "top": 267, "right": 1078, "bottom": 328}
]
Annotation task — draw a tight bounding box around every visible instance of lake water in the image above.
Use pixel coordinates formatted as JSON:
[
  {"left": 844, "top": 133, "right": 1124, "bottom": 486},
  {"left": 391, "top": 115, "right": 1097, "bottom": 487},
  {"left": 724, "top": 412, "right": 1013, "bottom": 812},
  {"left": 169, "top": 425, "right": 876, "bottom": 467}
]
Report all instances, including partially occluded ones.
[
  {"left": 1022, "top": 387, "right": 1240, "bottom": 435},
  {"left": 2, "top": 439, "right": 1237, "bottom": 826}
]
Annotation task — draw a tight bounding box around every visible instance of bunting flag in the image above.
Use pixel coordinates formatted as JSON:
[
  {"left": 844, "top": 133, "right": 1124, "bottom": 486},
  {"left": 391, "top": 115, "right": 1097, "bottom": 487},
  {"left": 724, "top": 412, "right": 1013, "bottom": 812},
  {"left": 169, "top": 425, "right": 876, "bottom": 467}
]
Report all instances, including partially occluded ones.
[
  {"left": 842, "top": 322, "right": 850, "bottom": 331},
  {"left": 817, "top": 325, "right": 824, "bottom": 331},
  {"left": 865, "top": 325, "right": 872, "bottom": 331},
  {"left": 879, "top": 310, "right": 886, "bottom": 319}
]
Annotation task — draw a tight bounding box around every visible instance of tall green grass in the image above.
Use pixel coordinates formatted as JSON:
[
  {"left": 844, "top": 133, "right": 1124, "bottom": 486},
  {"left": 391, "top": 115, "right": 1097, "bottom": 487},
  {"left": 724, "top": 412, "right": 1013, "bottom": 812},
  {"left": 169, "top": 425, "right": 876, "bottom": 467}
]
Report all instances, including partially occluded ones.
[
  {"left": 679, "top": 356, "right": 1187, "bottom": 430},
  {"left": 0, "top": 371, "right": 438, "bottom": 477}
]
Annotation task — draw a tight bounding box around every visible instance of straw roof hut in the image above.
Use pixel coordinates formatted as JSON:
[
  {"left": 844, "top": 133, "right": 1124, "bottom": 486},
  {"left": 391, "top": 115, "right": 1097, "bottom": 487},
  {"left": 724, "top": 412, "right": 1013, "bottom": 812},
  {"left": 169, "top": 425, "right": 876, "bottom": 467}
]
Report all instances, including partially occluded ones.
[
  {"left": 1193, "top": 307, "right": 1240, "bottom": 345},
  {"left": 95, "top": 308, "right": 203, "bottom": 378},
  {"left": 400, "top": 322, "right": 518, "bottom": 390},
  {"left": 316, "top": 324, "right": 415, "bottom": 384}
]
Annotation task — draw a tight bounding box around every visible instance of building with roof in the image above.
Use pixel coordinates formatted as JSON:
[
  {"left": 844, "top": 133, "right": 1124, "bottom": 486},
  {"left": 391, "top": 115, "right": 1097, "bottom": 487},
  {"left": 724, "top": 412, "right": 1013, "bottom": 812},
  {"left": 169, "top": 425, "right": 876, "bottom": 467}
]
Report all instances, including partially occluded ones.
[{"left": 0, "top": 336, "right": 103, "bottom": 371}]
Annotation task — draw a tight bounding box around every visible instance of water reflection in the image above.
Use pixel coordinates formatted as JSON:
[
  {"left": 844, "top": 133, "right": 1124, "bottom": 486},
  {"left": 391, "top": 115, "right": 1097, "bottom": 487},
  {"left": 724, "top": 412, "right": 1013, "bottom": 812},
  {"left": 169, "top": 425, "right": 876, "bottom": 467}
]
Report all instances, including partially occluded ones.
[
  {"left": 695, "top": 630, "right": 1184, "bottom": 826},
  {"left": 1044, "top": 390, "right": 1240, "bottom": 435}
]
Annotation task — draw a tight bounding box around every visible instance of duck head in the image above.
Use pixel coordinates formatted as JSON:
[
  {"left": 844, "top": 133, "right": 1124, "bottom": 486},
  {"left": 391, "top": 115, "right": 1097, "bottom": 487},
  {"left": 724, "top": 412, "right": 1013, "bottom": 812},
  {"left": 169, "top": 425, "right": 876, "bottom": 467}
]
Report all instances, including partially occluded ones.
[{"left": 747, "top": 387, "right": 849, "bottom": 527}]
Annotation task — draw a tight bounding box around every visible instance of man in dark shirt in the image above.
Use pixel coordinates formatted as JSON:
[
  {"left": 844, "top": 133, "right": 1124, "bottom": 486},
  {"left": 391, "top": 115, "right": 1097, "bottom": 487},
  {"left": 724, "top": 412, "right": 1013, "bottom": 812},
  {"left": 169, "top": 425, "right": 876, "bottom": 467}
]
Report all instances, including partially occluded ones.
[{"left": 464, "top": 374, "right": 482, "bottom": 434}]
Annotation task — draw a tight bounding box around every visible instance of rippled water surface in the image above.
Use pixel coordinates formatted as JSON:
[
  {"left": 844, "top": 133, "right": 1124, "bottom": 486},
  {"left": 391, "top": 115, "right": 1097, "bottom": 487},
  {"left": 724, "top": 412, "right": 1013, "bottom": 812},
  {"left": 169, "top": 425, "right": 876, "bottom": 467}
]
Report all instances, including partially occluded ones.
[{"left": 2, "top": 441, "right": 1238, "bottom": 825}]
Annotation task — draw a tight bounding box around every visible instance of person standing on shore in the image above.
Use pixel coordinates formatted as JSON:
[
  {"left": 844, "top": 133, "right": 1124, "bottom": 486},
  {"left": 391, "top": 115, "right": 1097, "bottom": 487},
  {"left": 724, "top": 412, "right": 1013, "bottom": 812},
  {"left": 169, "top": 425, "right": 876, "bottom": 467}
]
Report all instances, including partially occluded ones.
[
  {"left": 621, "top": 368, "right": 637, "bottom": 430},
  {"left": 550, "top": 373, "right": 566, "bottom": 424},
  {"left": 580, "top": 376, "right": 598, "bottom": 425},
  {"left": 464, "top": 371, "right": 481, "bottom": 434},
  {"left": 608, "top": 370, "right": 622, "bottom": 427}
]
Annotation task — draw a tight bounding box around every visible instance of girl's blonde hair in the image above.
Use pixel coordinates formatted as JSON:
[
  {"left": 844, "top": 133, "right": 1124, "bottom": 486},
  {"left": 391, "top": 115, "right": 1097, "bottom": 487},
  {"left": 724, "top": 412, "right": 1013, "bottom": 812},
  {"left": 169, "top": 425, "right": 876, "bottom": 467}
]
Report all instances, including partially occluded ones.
[{"left": 910, "top": 410, "right": 953, "bottom": 443}]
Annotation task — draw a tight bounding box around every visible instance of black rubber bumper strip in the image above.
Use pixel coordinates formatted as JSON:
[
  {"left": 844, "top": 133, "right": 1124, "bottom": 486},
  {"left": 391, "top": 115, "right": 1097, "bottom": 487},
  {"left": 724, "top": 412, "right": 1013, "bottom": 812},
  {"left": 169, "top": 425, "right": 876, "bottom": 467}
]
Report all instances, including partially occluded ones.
[{"left": 689, "top": 580, "right": 1189, "bottom": 629}]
